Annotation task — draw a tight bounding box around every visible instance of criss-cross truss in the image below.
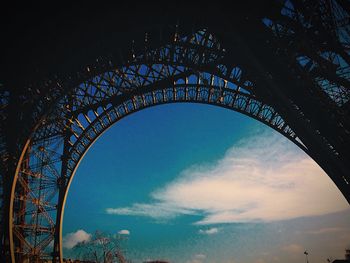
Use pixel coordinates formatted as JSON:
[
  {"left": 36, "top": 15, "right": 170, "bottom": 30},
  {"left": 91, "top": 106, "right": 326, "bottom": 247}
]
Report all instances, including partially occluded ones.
[
  {"left": 2, "top": 1, "right": 350, "bottom": 262},
  {"left": 66, "top": 71, "right": 305, "bottom": 174},
  {"left": 10, "top": 29, "right": 305, "bottom": 262}
]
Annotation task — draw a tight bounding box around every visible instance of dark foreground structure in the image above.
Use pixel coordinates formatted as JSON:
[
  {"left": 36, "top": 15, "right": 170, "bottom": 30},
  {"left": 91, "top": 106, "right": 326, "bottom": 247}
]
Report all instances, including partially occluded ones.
[
  {"left": 1, "top": 1, "right": 350, "bottom": 262},
  {"left": 333, "top": 249, "right": 350, "bottom": 262}
]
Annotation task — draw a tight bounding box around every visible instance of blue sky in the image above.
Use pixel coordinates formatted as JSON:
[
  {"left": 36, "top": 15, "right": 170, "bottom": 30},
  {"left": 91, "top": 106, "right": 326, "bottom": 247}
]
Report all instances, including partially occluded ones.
[{"left": 63, "top": 103, "right": 350, "bottom": 263}]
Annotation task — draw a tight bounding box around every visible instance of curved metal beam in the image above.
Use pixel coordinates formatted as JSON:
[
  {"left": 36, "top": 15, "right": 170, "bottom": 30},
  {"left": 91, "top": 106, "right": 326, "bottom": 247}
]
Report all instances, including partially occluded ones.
[{"left": 7, "top": 26, "right": 350, "bottom": 263}]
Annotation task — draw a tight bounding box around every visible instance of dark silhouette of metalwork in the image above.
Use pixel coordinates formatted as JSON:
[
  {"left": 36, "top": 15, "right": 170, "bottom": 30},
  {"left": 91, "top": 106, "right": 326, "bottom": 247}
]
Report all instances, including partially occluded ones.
[
  {"left": 332, "top": 249, "right": 350, "bottom": 262},
  {"left": 1, "top": 1, "right": 350, "bottom": 262}
]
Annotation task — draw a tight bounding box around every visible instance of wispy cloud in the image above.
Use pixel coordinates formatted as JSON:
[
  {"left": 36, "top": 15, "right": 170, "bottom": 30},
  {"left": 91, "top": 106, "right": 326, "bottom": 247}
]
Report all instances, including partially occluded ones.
[
  {"left": 106, "top": 203, "right": 195, "bottom": 219},
  {"left": 106, "top": 132, "right": 348, "bottom": 224},
  {"left": 281, "top": 244, "right": 304, "bottom": 254},
  {"left": 194, "top": 254, "right": 206, "bottom": 259},
  {"left": 118, "top": 229, "right": 130, "bottom": 235},
  {"left": 307, "top": 227, "right": 349, "bottom": 235},
  {"left": 63, "top": 229, "right": 91, "bottom": 249},
  {"left": 199, "top": 227, "right": 219, "bottom": 235},
  {"left": 187, "top": 253, "right": 207, "bottom": 263}
]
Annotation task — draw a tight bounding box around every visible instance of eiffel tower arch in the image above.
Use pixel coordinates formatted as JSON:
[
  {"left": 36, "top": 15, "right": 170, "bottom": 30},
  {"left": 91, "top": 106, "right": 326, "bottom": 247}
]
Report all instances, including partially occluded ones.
[{"left": 1, "top": 1, "right": 350, "bottom": 262}]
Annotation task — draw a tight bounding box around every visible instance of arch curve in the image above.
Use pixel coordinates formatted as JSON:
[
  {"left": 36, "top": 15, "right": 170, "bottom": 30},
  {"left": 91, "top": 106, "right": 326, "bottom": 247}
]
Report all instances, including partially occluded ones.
[
  {"left": 8, "top": 27, "right": 349, "bottom": 263},
  {"left": 57, "top": 78, "right": 304, "bottom": 263}
]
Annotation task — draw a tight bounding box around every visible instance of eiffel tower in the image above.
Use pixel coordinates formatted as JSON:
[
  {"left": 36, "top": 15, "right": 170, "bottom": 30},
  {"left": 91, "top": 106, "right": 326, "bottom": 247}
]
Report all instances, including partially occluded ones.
[{"left": 1, "top": 1, "right": 350, "bottom": 262}]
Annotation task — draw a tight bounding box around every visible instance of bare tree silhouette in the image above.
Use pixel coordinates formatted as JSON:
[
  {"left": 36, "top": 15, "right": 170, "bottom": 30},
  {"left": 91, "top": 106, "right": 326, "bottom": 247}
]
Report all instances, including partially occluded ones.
[{"left": 72, "top": 231, "right": 130, "bottom": 263}]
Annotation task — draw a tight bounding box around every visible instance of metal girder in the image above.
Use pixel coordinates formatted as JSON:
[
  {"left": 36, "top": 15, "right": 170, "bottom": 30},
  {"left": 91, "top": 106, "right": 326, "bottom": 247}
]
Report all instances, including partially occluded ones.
[
  {"left": 7, "top": 29, "right": 305, "bottom": 263},
  {"left": 1, "top": 2, "right": 350, "bottom": 262}
]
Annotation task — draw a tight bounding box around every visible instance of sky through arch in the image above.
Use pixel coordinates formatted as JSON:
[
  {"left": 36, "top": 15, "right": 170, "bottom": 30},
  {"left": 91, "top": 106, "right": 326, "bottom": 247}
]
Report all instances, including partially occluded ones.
[{"left": 63, "top": 103, "right": 350, "bottom": 263}]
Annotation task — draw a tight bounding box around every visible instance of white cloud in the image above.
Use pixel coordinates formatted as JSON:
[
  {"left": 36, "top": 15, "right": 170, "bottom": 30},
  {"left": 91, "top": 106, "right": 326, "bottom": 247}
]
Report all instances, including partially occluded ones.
[
  {"left": 63, "top": 229, "right": 91, "bottom": 249},
  {"left": 186, "top": 259, "right": 203, "bottom": 263},
  {"left": 118, "top": 229, "right": 130, "bottom": 235},
  {"left": 199, "top": 227, "right": 219, "bottom": 235},
  {"left": 106, "top": 132, "right": 348, "bottom": 224},
  {"left": 194, "top": 254, "right": 206, "bottom": 259},
  {"left": 187, "top": 253, "right": 207, "bottom": 263},
  {"left": 307, "top": 227, "right": 349, "bottom": 235},
  {"left": 106, "top": 203, "right": 194, "bottom": 219},
  {"left": 281, "top": 244, "right": 304, "bottom": 254}
]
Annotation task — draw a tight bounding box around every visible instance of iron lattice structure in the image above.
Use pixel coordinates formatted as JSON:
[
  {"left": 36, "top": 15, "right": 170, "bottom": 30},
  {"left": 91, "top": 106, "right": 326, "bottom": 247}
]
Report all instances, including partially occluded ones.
[{"left": 1, "top": 1, "right": 350, "bottom": 262}]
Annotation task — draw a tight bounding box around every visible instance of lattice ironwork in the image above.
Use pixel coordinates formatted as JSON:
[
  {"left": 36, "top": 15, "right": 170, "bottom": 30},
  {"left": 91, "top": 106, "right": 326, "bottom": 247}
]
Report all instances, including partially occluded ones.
[
  {"left": 9, "top": 29, "right": 305, "bottom": 263},
  {"left": 263, "top": 0, "right": 350, "bottom": 107},
  {"left": 12, "top": 137, "right": 63, "bottom": 261},
  {"left": 1, "top": 1, "right": 350, "bottom": 263}
]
